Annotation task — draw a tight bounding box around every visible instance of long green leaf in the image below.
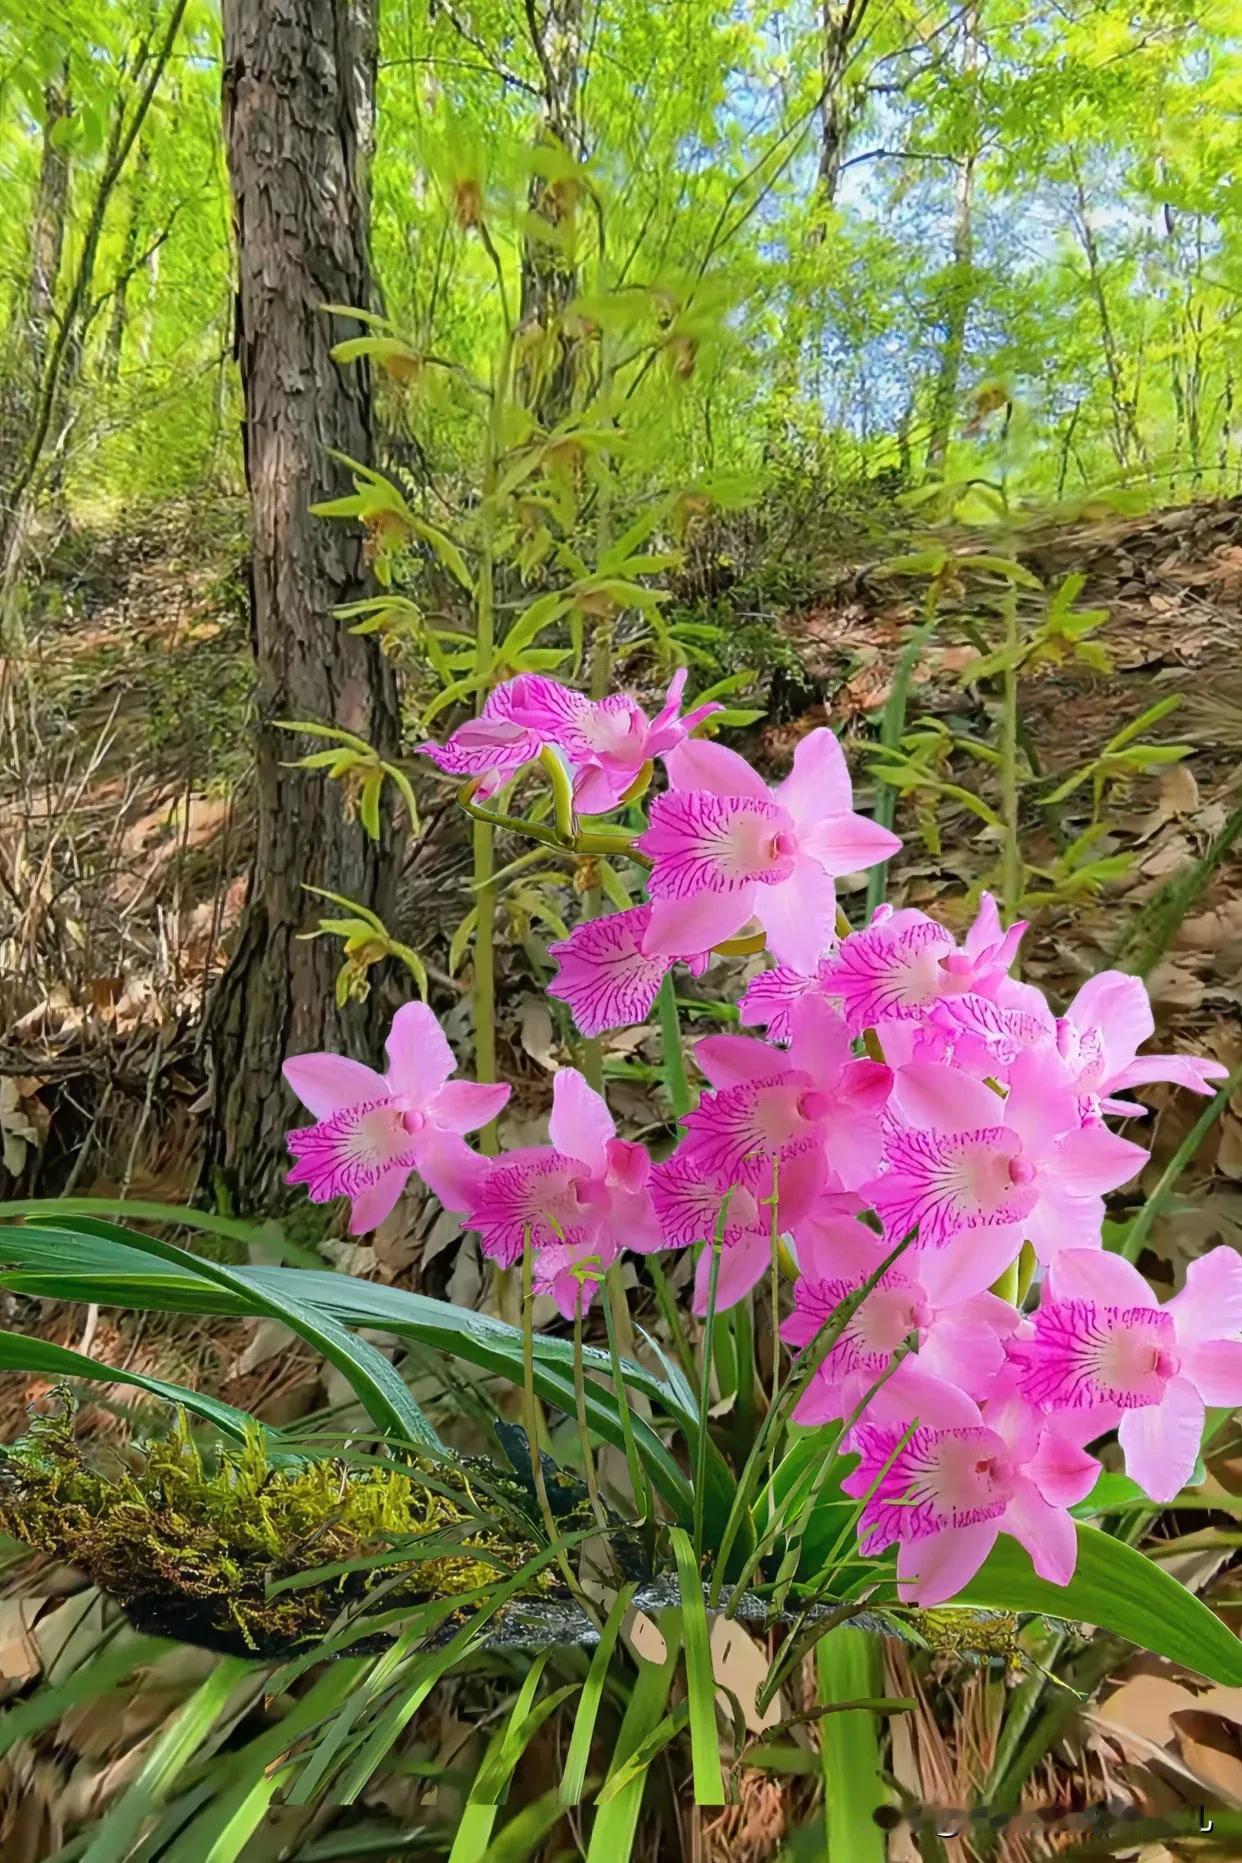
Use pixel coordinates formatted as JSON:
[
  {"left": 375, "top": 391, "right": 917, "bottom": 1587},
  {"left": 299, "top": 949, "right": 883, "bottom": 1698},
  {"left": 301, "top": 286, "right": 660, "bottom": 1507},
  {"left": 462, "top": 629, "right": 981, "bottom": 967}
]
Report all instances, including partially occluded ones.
[
  {"left": 0, "top": 1330, "right": 268, "bottom": 1444},
  {"left": 0, "top": 1220, "right": 714, "bottom": 1522},
  {"left": 670, "top": 1526, "right": 725, "bottom": 1806},
  {"left": 81, "top": 1657, "right": 255, "bottom": 1863},
  {"left": 586, "top": 1626, "right": 680, "bottom": 1860},
  {"left": 957, "top": 1524, "right": 1242, "bottom": 1683},
  {"left": 816, "top": 1629, "right": 888, "bottom": 1862},
  {"left": 0, "top": 1220, "right": 438, "bottom": 1449},
  {"left": 560, "top": 1581, "right": 635, "bottom": 1804}
]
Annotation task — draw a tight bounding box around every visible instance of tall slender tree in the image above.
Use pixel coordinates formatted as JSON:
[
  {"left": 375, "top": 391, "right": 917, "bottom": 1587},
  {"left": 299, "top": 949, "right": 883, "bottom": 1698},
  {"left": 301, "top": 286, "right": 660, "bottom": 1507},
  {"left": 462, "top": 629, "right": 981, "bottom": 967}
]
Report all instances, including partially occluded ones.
[{"left": 206, "top": 0, "right": 404, "bottom": 1210}]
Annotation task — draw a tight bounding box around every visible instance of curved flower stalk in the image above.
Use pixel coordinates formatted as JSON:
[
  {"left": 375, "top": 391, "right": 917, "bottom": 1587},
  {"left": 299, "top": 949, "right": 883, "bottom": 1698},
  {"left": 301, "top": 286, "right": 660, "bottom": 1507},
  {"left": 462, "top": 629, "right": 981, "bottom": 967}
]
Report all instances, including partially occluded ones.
[{"left": 285, "top": 676, "right": 1233, "bottom": 1605}]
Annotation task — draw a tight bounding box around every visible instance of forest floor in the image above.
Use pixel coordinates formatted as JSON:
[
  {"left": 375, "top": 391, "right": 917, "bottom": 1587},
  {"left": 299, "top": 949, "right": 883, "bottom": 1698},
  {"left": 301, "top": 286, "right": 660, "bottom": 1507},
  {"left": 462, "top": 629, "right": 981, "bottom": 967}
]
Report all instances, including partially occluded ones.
[{"left": 1, "top": 490, "right": 1242, "bottom": 1855}]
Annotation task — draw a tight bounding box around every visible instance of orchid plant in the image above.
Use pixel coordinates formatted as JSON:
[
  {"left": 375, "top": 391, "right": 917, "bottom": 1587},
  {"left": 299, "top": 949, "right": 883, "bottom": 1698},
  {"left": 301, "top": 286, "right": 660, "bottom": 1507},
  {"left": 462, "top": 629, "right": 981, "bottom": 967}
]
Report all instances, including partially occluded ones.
[{"left": 282, "top": 674, "right": 1234, "bottom": 1613}]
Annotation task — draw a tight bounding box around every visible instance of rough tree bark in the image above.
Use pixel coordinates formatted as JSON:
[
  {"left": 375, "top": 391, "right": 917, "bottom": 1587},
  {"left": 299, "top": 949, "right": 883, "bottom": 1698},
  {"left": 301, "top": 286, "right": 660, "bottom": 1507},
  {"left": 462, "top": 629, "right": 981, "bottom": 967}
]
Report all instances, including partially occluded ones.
[{"left": 206, "top": 0, "right": 404, "bottom": 1211}]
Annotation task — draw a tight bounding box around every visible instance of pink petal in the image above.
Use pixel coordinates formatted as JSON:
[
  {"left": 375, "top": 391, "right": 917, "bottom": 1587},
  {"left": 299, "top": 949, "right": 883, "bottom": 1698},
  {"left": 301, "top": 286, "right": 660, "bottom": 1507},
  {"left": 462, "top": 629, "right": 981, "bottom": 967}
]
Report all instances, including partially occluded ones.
[
  {"left": 897, "top": 1522, "right": 1000, "bottom": 1605},
  {"left": 548, "top": 1068, "right": 615, "bottom": 1169},
  {"left": 1000, "top": 1046, "right": 1088, "bottom": 1155},
  {"left": 692, "top": 1233, "right": 771, "bottom": 1314},
  {"left": 637, "top": 791, "right": 796, "bottom": 898},
  {"left": 1001, "top": 1483, "right": 1077, "bottom": 1586},
  {"left": 911, "top": 1225, "right": 1029, "bottom": 1302},
  {"left": 1049, "top": 1125, "right": 1148, "bottom": 1197},
  {"left": 649, "top": 1154, "right": 764, "bottom": 1250},
  {"left": 1108, "top": 1053, "right": 1229, "bottom": 1097},
  {"left": 384, "top": 1003, "right": 457, "bottom": 1102},
  {"left": 694, "top": 1033, "right": 792, "bottom": 1089},
  {"left": 774, "top": 727, "right": 853, "bottom": 821},
  {"left": 754, "top": 862, "right": 838, "bottom": 973},
  {"left": 1167, "top": 1246, "right": 1242, "bottom": 1340},
  {"left": 642, "top": 890, "right": 755, "bottom": 957},
  {"left": 1181, "top": 1338, "right": 1242, "bottom": 1406},
  {"left": 429, "top": 1080, "right": 511, "bottom": 1134},
  {"left": 1118, "top": 1378, "right": 1204, "bottom": 1503},
  {"left": 505, "top": 673, "right": 592, "bottom": 737},
  {"left": 890, "top": 1062, "right": 1008, "bottom": 1137},
  {"left": 1026, "top": 1426, "right": 1101, "bottom": 1507},
  {"left": 414, "top": 1130, "right": 490, "bottom": 1216},
  {"left": 1066, "top": 970, "right": 1154, "bottom": 1075},
  {"left": 283, "top": 1051, "right": 388, "bottom": 1119},
  {"left": 1046, "top": 1247, "right": 1155, "bottom": 1310},
  {"left": 963, "top": 892, "right": 1002, "bottom": 958},
  {"left": 572, "top": 763, "right": 629, "bottom": 815},
  {"left": 663, "top": 736, "right": 770, "bottom": 801},
  {"left": 738, "top": 962, "right": 838, "bottom": 1043},
  {"left": 859, "top": 1359, "right": 983, "bottom": 1431},
  {"left": 547, "top": 906, "right": 674, "bottom": 1036},
  {"left": 1022, "top": 1191, "right": 1106, "bottom": 1265},
  {"left": 824, "top": 916, "right": 956, "bottom": 1031},
  {"left": 348, "top": 1170, "right": 408, "bottom": 1235},
  {"left": 919, "top": 1316, "right": 1008, "bottom": 1397},
  {"left": 790, "top": 1208, "right": 879, "bottom": 1282},
  {"left": 801, "top": 810, "right": 902, "bottom": 878}
]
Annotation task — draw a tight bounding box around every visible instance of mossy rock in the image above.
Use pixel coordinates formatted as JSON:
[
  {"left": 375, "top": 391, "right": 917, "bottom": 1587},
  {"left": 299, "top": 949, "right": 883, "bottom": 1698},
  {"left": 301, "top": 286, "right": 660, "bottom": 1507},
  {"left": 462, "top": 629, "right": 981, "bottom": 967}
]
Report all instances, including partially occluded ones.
[{"left": 0, "top": 1403, "right": 574, "bottom": 1658}]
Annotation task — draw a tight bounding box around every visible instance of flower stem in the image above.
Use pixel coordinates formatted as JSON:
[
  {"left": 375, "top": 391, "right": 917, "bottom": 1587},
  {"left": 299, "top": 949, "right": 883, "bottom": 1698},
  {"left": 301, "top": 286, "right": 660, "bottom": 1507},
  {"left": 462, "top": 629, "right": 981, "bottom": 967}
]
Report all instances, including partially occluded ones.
[
  {"left": 657, "top": 971, "right": 691, "bottom": 1119},
  {"left": 1000, "top": 587, "right": 1022, "bottom": 927}
]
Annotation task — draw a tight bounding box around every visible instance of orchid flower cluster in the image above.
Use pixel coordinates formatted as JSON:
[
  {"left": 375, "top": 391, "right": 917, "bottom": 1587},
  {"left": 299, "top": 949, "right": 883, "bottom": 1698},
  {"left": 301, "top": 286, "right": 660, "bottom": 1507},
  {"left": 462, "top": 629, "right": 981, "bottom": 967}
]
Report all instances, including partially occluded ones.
[{"left": 284, "top": 672, "right": 1236, "bottom": 1607}]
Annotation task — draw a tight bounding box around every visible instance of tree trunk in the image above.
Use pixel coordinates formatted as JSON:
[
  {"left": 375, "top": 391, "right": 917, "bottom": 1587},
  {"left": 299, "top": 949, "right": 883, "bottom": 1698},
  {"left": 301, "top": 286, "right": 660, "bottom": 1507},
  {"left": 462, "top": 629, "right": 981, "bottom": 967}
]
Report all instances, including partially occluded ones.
[
  {"left": 1071, "top": 156, "right": 1144, "bottom": 472},
  {"left": 26, "top": 69, "right": 72, "bottom": 381},
  {"left": 518, "top": 0, "right": 583, "bottom": 421},
  {"left": 0, "top": 69, "right": 70, "bottom": 519},
  {"left": 103, "top": 141, "right": 152, "bottom": 383},
  {"left": 1, "top": 5, "right": 187, "bottom": 631},
  {"left": 206, "top": 0, "right": 403, "bottom": 1213},
  {"left": 922, "top": 4, "right": 982, "bottom": 478},
  {"left": 923, "top": 146, "right": 976, "bottom": 476},
  {"left": 810, "top": 0, "right": 867, "bottom": 233}
]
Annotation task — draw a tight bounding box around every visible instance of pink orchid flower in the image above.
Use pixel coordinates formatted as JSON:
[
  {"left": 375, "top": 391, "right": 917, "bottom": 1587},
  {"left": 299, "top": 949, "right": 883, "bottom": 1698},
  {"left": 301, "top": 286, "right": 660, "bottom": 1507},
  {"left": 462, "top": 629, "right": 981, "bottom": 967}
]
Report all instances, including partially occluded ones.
[
  {"left": 738, "top": 958, "right": 841, "bottom": 1042},
  {"left": 1055, "top": 969, "right": 1228, "bottom": 1114},
  {"left": 635, "top": 730, "right": 901, "bottom": 974},
  {"left": 284, "top": 1004, "right": 510, "bottom": 1234},
  {"left": 783, "top": 1217, "right": 1018, "bottom": 1424},
  {"left": 821, "top": 896, "right": 1033, "bottom": 1037},
  {"left": 517, "top": 667, "right": 721, "bottom": 815},
  {"left": 681, "top": 993, "right": 891, "bottom": 1207},
  {"left": 420, "top": 671, "right": 718, "bottom": 817},
  {"left": 919, "top": 993, "right": 1055, "bottom": 1079},
  {"left": 649, "top": 1152, "right": 773, "bottom": 1313},
  {"left": 547, "top": 904, "right": 709, "bottom": 1036},
  {"left": 418, "top": 678, "right": 543, "bottom": 798},
  {"left": 864, "top": 1053, "right": 1148, "bottom": 1290},
  {"left": 419, "top": 1069, "right": 660, "bottom": 1304},
  {"left": 843, "top": 1362, "right": 1078, "bottom": 1604},
  {"left": 927, "top": 970, "right": 1226, "bottom": 1118},
  {"left": 1006, "top": 1246, "right": 1242, "bottom": 1504}
]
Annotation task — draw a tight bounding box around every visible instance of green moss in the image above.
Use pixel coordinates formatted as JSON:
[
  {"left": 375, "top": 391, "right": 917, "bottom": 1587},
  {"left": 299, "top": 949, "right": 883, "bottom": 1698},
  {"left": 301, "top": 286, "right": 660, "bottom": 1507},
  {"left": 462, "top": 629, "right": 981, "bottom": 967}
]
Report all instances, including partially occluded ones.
[{"left": 0, "top": 1406, "right": 550, "bottom": 1656}]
